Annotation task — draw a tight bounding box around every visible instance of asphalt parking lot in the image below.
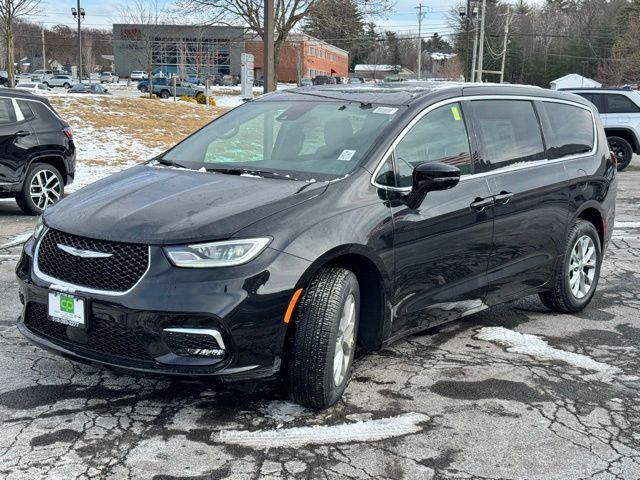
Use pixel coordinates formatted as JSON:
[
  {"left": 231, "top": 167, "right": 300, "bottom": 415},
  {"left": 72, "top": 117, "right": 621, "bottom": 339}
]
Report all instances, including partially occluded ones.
[{"left": 1, "top": 165, "right": 639, "bottom": 480}]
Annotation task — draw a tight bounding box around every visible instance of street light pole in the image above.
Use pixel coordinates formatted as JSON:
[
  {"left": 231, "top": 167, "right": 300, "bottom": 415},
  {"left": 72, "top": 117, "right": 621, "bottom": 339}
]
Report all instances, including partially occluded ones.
[
  {"left": 263, "top": 0, "right": 276, "bottom": 93},
  {"left": 71, "top": 2, "right": 85, "bottom": 82},
  {"left": 416, "top": 3, "right": 424, "bottom": 81}
]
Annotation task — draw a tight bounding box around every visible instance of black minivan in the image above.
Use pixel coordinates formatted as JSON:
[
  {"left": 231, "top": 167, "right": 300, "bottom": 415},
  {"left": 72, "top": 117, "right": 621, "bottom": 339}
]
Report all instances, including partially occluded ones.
[
  {"left": 16, "top": 83, "right": 616, "bottom": 408},
  {"left": 0, "top": 90, "right": 75, "bottom": 214}
]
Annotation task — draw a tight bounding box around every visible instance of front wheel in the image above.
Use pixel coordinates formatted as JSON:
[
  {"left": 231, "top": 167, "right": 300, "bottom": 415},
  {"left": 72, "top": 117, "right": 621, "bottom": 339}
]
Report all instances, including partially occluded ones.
[
  {"left": 63, "top": 82, "right": 70, "bottom": 89},
  {"left": 16, "top": 163, "right": 64, "bottom": 215},
  {"left": 539, "top": 219, "right": 602, "bottom": 313},
  {"left": 286, "top": 268, "right": 360, "bottom": 409},
  {"left": 608, "top": 136, "right": 633, "bottom": 171},
  {"left": 159, "top": 90, "right": 171, "bottom": 99}
]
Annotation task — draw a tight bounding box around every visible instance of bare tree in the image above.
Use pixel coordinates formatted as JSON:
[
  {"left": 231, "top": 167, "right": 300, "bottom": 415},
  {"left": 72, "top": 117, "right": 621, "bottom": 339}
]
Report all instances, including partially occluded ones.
[
  {"left": 117, "top": 0, "right": 167, "bottom": 97},
  {"left": 179, "top": 0, "right": 390, "bottom": 86},
  {"left": 0, "top": 0, "right": 41, "bottom": 87}
]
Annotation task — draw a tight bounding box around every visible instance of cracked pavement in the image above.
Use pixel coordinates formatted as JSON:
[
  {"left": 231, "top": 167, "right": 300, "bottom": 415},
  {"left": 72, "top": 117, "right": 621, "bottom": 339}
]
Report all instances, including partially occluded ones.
[{"left": 1, "top": 164, "right": 640, "bottom": 479}]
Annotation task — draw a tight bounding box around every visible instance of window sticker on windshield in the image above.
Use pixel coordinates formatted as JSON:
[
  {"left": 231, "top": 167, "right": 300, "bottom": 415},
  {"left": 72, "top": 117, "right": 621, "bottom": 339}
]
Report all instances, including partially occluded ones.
[
  {"left": 373, "top": 106, "right": 398, "bottom": 115},
  {"left": 451, "top": 106, "right": 461, "bottom": 121},
  {"left": 338, "top": 150, "right": 357, "bottom": 161}
]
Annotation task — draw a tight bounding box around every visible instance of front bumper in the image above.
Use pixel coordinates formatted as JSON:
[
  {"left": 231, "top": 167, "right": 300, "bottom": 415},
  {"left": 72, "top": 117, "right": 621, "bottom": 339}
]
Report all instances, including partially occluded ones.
[{"left": 16, "top": 235, "right": 310, "bottom": 380}]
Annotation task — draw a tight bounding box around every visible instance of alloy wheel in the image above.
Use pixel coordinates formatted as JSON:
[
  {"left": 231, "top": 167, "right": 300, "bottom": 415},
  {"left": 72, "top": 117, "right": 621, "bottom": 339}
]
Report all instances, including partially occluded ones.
[
  {"left": 609, "top": 140, "right": 628, "bottom": 164},
  {"left": 568, "top": 235, "right": 597, "bottom": 299},
  {"left": 333, "top": 294, "right": 356, "bottom": 386},
  {"left": 29, "top": 169, "right": 61, "bottom": 211}
]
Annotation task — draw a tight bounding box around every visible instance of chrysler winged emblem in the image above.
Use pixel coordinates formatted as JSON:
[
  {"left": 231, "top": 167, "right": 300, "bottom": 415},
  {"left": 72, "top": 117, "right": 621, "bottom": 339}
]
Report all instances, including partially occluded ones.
[{"left": 57, "top": 243, "right": 113, "bottom": 259}]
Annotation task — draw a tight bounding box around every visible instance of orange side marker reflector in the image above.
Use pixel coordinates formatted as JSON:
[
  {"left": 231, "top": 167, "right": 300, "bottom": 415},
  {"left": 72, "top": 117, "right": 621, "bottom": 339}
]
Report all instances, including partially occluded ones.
[{"left": 284, "top": 288, "right": 303, "bottom": 324}]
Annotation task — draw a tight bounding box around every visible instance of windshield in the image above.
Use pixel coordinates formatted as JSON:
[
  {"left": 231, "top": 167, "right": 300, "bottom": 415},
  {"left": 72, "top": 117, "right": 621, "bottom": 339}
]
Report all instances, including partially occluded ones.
[{"left": 161, "top": 99, "right": 403, "bottom": 181}]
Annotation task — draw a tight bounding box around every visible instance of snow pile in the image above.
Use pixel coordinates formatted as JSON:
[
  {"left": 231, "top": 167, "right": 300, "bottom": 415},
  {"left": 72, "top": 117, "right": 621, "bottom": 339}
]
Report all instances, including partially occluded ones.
[
  {"left": 212, "top": 412, "right": 429, "bottom": 448},
  {"left": 0, "top": 231, "right": 33, "bottom": 249},
  {"left": 476, "top": 327, "right": 621, "bottom": 377},
  {"left": 259, "top": 401, "right": 306, "bottom": 423}
]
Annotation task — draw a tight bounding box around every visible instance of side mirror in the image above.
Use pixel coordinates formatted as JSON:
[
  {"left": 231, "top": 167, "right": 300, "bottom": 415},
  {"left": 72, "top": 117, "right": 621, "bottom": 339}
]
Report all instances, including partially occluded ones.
[{"left": 407, "top": 162, "right": 461, "bottom": 208}]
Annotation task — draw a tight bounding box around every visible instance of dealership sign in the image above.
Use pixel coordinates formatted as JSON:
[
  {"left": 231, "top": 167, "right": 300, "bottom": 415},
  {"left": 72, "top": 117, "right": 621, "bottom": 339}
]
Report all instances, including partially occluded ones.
[{"left": 241, "top": 53, "right": 254, "bottom": 98}]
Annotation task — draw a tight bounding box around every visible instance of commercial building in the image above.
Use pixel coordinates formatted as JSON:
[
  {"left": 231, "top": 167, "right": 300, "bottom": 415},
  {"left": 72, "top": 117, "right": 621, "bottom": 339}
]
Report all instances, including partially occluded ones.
[{"left": 112, "top": 24, "right": 245, "bottom": 77}]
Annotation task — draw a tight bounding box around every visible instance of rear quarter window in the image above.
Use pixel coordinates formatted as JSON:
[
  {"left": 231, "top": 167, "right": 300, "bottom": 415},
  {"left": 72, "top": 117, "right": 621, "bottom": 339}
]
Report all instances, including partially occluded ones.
[
  {"left": 605, "top": 94, "right": 640, "bottom": 114},
  {"left": 540, "top": 102, "right": 594, "bottom": 160},
  {"left": 0, "top": 98, "right": 17, "bottom": 124}
]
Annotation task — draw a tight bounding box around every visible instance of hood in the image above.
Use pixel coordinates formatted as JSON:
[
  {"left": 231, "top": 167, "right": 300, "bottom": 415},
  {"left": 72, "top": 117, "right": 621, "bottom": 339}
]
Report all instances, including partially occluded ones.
[{"left": 44, "top": 165, "right": 327, "bottom": 245}]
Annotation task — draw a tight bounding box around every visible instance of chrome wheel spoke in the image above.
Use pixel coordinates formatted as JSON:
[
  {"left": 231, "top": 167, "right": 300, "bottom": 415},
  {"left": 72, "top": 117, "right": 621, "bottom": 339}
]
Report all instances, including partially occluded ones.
[
  {"left": 333, "top": 293, "right": 356, "bottom": 387},
  {"left": 29, "top": 169, "right": 61, "bottom": 211}
]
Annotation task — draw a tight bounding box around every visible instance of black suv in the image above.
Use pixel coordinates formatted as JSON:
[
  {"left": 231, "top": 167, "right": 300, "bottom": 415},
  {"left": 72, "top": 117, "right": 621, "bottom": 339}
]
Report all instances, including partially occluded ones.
[
  {"left": 16, "top": 84, "right": 616, "bottom": 408},
  {"left": 0, "top": 90, "right": 75, "bottom": 214}
]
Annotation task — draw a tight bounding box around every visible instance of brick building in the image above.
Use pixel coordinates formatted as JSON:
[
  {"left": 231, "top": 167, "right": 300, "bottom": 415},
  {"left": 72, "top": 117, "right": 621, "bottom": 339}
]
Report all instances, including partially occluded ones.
[{"left": 246, "top": 33, "right": 348, "bottom": 83}]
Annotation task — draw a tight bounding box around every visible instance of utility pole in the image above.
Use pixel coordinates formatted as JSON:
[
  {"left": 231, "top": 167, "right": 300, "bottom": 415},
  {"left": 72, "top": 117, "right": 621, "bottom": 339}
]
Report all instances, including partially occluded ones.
[
  {"left": 71, "top": 2, "right": 85, "bottom": 82},
  {"left": 499, "top": 7, "right": 511, "bottom": 83},
  {"left": 41, "top": 25, "right": 46, "bottom": 70},
  {"left": 470, "top": 5, "right": 479, "bottom": 83},
  {"left": 263, "top": 0, "right": 276, "bottom": 93},
  {"left": 416, "top": 3, "right": 425, "bottom": 81},
  {"left": 476, "top": 0, "right": 487, "bottom": 82}
]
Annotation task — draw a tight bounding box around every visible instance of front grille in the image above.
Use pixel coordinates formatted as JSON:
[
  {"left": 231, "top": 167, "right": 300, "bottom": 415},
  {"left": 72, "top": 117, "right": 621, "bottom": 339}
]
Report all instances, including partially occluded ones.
[
  {"left": 37, "top": 229, "right": 148, "bottom": 292},
  {"left": 25, "top": 302, "right": 151, "bottom": 361}
]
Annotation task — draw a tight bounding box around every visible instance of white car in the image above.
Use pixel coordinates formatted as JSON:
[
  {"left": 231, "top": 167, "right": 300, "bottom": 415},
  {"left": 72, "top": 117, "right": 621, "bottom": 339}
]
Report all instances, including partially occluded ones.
[
  {"left": 31, "top": 69, "right": 54, "bottom": 82},
  {"left": 43, "top": 74, "right": 75, "bottom": 89},
  {"left": 100, "top": 72, "right": 119, "bottom": 84},
  {"left": 130, "top": 70, "right": 148, "bottom": 81},
  {"left": 14, "top": 82, "right": 50, "bottom": 93},
  {"left": 15, "top": 73, "right": 32, "bottom": 83}
]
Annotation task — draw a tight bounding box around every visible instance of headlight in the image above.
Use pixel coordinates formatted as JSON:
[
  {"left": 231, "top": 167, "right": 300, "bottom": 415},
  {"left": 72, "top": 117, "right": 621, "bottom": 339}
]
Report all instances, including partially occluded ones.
[
  {"left": 33, "top": 216, "right": 45, "bottom": 241},
  {"left": 164, "top": 238, "right": 271, "bottom": 268}
]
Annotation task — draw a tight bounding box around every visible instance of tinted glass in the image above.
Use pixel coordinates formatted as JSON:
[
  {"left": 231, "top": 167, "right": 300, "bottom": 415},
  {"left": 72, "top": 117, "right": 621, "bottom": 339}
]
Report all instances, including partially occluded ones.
[
  {"left": 0, "top": 98, "right": 17, "bottom": 124},
  {"left": 374, "top": 155, "right": 396, "bottom": 187},
  {"left": 395, "top": 102, "right": 472, "bottom": 187},
  {"left": 17, "top": 100, "right": 35, "bottom": 120},
  {"left": 162, "top": 100, "right": 400, "bottom": 181},
  {"left": 541, "top": 102, "right": 594, "bottom": 159},
  {"left": 471, "top": 100, "right": 545, "bottom": 172},
  {"left": 606, "top": 94, "right": 640, "bottom": 114}
]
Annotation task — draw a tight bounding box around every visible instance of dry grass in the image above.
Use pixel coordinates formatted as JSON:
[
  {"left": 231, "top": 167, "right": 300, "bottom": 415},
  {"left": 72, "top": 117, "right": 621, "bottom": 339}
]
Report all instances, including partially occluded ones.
[{"left": 49, "top": 95, "right": 229, "bottom": 153}]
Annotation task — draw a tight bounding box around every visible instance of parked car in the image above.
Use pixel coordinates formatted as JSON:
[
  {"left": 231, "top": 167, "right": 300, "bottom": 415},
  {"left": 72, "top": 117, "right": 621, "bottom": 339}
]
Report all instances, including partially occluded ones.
[
  {"left": 68, "top": 83, "right": 110, "bottom": 95},
  {"left": 220, "top": 74, "right": 240, "bottom": 86},
  {"left": 15, "top": 84, "right": 616, "bottom": 409},
  {"left": 14, "top": 82, "right": 50, "bottom": 93},
  {"left": 130, "top": 70, "right": 148, "bottom": 81},
  {"left": 151, "top": 80, "right": 204, "bottom": 99},
  {"left": 31, "top": 70, "right": 54, "bottom": 82},
  {"left": 313, "top": 75, "right": 336, "bottom": 85},
  {"left": 348, "top": 77, "right": 365, "bottom": 84},
  {"left": 0, "top": 90, "right": 75, "bottom": 214},
  {"left": 43, "top": 75, "right": 75, "bottom": 89},
  {"left": 0, "top": 71, "right": 8, "bottom": 86},
  {"left": 564, "top": 87, "right": 640, "bottom": 170},
  {"left": 298, "top": 78, "right": 312, "bottom": 87},
  {"left": 15, "top": 73, "right": 33, "bottom": 84},
  {"left": 137, "top": 77, "right": 169, "bottom": 93},
  {"left": 99, "top": 72, "right": 119, "bottom": 84}
]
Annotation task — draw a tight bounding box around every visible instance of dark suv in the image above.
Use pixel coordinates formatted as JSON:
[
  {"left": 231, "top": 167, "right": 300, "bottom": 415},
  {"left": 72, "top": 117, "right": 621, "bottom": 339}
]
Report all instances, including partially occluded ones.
[
  {"left": 16, "top": 84, "right": 616, "bottom": 408},
  {"left": 0, "top": 90, "right": 75, "bottom": 214}
]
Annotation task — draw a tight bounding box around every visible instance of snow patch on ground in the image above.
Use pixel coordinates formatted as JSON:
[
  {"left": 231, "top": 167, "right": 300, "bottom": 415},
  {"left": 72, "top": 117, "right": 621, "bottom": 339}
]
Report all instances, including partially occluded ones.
[
  {"left": 0, "top": 231, "right": 33, "bottom": 249},
  {"left": 212, "top": 412, "right": 429, "bottom": 448},
  {"left": 259, "top": 401, "right": 306, "bottom": 423},
  {"left": 476, "top": 326, "right": 622, "bottom": 378}
]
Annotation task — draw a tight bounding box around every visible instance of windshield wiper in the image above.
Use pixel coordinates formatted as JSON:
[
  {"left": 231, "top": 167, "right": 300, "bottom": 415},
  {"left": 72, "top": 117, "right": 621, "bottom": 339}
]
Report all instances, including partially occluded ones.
[
  {"left": 204, "top": 166, "right": 297, "bottom": 180},
  {"left": 155, "top": 157, "right": 187, "bottom": 168}
]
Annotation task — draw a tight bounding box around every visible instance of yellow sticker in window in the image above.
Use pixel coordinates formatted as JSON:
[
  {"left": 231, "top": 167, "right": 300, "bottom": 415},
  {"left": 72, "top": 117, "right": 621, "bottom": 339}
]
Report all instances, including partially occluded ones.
[{"left": 451, "top": 106, "right": 461, "bottom": 121}]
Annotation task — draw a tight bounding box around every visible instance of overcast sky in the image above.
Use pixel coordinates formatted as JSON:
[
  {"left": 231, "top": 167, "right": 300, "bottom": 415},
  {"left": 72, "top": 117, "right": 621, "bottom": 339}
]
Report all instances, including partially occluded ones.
[{"left": 35, "top": 0, "right": 459, "bottom": 38}]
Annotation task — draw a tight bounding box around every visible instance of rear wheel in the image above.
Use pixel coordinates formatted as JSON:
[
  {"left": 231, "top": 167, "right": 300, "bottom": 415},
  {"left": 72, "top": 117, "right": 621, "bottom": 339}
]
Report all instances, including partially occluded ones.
[
  {"left": 159, "top": 89, "right": 171, "bottom": 99},
  {"left": 16, "top": 163, "right": 64, "bottom": 215},
  {"left": 287, "top": 268, "right": 360, "bottom": 409},
  {"left": 63, "top": 82, "right": 70, "bottom": 89},
  {"left": 608, "top": 136, "right": 633, "bottom": 171},
  {"left": 139, "top": 85, "right": 148, "bottom": 93},
  {"left": 539, "top": 219, "right": 601, "bottom": 313},
  {"left": 42, "top": 82, "right": 49, "bottom": 88}
]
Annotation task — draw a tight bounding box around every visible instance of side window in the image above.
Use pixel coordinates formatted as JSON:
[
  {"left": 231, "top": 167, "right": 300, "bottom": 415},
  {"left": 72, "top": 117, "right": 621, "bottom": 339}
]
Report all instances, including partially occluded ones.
[
  {"left": 395, "top": 102, "right": 472, "bottom": 188},
  {"left": 605, "top": 94, "right": 640, "bottom": 114},
  {"left": 471, "top": 100, "right": 545, "bottom": 172},
  {"left": 17, "top": 100, "right": 35, "bottom": 120},
  {"left": 0, "top": 98, "right": 17, "bottom": 125},
  {"left": 541, "top": 102, "right": 594, "bottom": 159},
  {"left": 374, "top": 155, "right": 395, "bottom": 187}
]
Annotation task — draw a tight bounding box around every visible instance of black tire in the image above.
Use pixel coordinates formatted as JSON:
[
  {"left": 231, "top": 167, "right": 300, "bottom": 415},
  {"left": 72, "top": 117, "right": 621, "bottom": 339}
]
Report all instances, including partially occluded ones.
[
  {"left": 63, "top": 82, "right": 70, "bottom": 89},
  {"left": 159, "top": 90, "right": 171, "bottom": 99},
  {"left": 287, "top": 268, "right": 360, "bottom": 409},
  {"left": 539, "top": 219, "right": 602, "bottom": 313},
  {"left": 608, "top": 136, "right": 633, "bottom": 171},
  {"left": 139, "top": 85, "right": 148, "bottom": 93},
  {"left": 42, "top": 82, "right": 49, "bottom": 88},
  {"left": 16, "top": 163, "right": 64, "bottom": 215}
]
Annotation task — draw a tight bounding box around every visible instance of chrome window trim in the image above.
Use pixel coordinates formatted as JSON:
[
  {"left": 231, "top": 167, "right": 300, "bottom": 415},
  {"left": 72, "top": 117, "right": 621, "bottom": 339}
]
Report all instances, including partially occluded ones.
[
  {"left": 32, "top": 227, "right": 152, "bottom": 297},
  {"left": 370, "top": 94, "right": 598, "bottom": 191},
  {"left": 163, "top": 327, "right": 226, "bottom": 351}
]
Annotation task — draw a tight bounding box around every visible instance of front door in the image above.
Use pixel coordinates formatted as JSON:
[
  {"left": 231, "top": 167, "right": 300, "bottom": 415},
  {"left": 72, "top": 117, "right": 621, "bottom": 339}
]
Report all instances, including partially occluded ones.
[{"left": 388, "top": 101, "right": 494, "bottom": 335}]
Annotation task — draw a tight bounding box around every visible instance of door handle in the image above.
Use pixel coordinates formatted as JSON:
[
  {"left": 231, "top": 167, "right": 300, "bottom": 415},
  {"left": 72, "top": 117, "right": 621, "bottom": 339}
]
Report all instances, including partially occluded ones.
[
  {"left": 14, "top": 130, "right": 30, "bottom": 137},
  {"left": 494, "top": 191, "right": 514, "bottom": 205},
  {"left": 470, "top": 196, "right": 495, "bottom": 212}
]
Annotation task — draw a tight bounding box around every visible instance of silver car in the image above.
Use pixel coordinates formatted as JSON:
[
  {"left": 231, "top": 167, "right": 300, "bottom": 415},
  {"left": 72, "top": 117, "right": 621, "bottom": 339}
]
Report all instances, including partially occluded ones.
[{"left": 43, "top": 75, "right": 75, "bottom": 89}]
